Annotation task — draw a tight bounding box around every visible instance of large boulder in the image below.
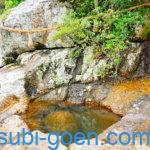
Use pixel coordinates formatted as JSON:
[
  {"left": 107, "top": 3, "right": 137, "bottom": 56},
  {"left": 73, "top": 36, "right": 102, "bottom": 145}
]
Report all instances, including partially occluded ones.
[
  {"left": 0, "top": 47, "right": 76, "bottom": 103},
  {"left": 0, "top": 0, "right": 73, "bottom": 67},
  {"left": 17, "top": 48, "right": 77, "bottom": 98}
]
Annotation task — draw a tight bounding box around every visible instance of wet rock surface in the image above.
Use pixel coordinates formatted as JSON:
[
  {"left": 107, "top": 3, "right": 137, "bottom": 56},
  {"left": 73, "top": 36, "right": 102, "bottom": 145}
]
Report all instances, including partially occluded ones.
[{"left": 101, "top": 77, "right": 150, "bottom": 115}]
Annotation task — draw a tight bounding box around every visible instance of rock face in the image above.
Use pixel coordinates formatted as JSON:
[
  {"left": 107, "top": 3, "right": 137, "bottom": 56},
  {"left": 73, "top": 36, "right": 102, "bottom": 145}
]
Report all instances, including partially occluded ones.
[
  {"left": 120, "top": 43, "right": 143, "bottom": 77},
  {"left": 0, "top": 0, "right": 73, "bottom": 67},
  {"left": 18, "top": 48, "right": 77, "bottom": 98},
  {"left": 143, "top": 40, "right": 150, "bottom": 74},
  {"left": 36, "top": 86, "right": 68, "bottom": 101},
  {"left": 76, "top": 46, "right": 108, "bottom": 83},
  {"left": 0, "top": 47, "right": 77, "bottom": 109},
  {"left": 0, "top": 65, "right": 26, "bottom": 102},
  {"left": 66, "top": 82, "right": 110, "bottom": 104}
]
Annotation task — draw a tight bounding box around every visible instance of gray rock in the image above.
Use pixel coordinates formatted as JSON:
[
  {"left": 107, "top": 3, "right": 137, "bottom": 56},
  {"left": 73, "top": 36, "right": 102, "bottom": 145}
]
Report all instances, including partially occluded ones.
[
  {"left": 0, "top": 0, "right": 73, "bottom": 67},
  {"left": 120, "top": 43, "right": 143, "bottom": 77},
  {"left": 67, "top": 82, "right": 110, "bottom": 104},
  {"left": 0, "top": 47, "right": 77, "bottom": 102},
  {"left": 76, "top": 46, "right": 108, "bottom": 83},
  {"left": 143, "top": 41, "right": 150, "bottom": 74},
  {"left": 67, "top": 83, "right": 87, "bottom": 104},
  {"left": 18, "top": 48, "right": 77, "bottom": 98},
  {"left": 0, "top": 65, "right": 26, "bottom": 103},
  {"left": 36, "top": 86, "right": 68, "bottom": 101}
]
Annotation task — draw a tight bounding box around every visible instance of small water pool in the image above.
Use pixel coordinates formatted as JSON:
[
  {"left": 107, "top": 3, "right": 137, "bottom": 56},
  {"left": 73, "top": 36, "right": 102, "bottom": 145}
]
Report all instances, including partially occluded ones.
[{"left": 23, "top": 101, "right": 120, "bottom": 141}]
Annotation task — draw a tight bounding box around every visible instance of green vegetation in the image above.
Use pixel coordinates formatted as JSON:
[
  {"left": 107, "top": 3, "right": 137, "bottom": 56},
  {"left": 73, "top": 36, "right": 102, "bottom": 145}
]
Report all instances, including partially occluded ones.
[
  {"left": 56, "top": 0, "right": 150, "bottom": 78},
  {"left": 69, "top": 49, "right": 81, "bottom": 61},
  {"left": 0, "top": 0, "right": 23, "bottom": 17},
  {"left": 4, "top": 0, "right": 23, "bottom": 9}
]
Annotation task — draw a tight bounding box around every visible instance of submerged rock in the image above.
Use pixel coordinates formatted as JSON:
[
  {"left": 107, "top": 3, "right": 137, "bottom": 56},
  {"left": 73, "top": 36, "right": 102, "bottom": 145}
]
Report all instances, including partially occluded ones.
[
  {"left": 44, "top": 111, "right": 80, "bottom": 134},
  {"left": 0, "top": 0, "right": 73, "bottom": 67}
]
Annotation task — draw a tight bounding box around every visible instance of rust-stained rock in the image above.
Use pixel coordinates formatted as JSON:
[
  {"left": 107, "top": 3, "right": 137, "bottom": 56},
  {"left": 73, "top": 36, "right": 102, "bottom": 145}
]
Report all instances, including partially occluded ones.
[{"left": 101, "top": 77, "right": 150, "bottom": 115}]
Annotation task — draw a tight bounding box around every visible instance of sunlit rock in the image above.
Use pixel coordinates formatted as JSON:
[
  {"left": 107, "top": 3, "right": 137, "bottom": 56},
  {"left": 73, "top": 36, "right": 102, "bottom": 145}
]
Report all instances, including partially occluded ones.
[
  {"left": 0, "top": 65, "right": 26, "bottom": 103},
  {"left": 0, "top": 0, "right": 73, "bottom": 67}
]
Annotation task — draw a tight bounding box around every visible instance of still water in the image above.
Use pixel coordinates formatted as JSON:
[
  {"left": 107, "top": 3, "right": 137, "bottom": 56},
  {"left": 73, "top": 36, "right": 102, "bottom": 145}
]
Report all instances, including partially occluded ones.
[{"left": 23, "top": 101, "right": 120, "bottom": 138}]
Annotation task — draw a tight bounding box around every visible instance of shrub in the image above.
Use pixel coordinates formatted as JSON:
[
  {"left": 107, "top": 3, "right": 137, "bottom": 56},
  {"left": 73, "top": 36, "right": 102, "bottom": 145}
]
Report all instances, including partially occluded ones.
[
  {"left": 55, "top": 0, "right": 150, "bottom": 78},
  {"left": 5, "top": 0, "right": 23, "bottom": 9}
]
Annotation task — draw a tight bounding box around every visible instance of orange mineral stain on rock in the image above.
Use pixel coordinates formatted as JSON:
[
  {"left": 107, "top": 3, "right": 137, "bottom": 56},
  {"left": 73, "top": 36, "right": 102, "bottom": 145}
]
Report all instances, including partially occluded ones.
[
  {"left": 103, "top": 76, "right": 150, "bottom": 115},
  {"left": 0, "top": 95, "right": 19, "bottom": 113}
]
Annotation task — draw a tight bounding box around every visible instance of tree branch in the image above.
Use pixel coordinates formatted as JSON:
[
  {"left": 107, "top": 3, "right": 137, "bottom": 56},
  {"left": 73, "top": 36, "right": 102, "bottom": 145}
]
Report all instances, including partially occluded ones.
[{"left": 128, "top": 3, "right": 150, "bottom": 11}]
